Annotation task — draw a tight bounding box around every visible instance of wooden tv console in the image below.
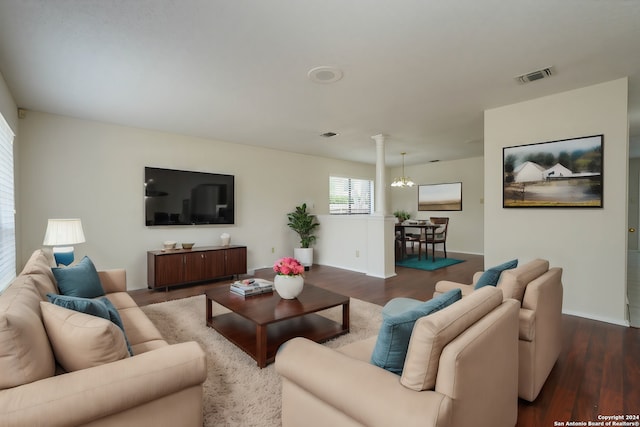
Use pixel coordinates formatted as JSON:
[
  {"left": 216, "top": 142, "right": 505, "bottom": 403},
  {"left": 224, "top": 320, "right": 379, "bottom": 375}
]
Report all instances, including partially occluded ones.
[{"left": 147, "top": 245, "right": 247, "bottom": 290}]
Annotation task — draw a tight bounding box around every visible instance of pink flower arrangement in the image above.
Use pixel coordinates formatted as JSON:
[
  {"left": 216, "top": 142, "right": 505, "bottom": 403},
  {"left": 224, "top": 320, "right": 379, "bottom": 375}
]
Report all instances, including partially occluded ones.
[{"left": 273, "top": 257, "right": 305, "bottom": 276}]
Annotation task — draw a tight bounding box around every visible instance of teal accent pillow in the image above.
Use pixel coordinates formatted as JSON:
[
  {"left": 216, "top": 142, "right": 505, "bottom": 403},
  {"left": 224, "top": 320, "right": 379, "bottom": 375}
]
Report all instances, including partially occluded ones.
[
  {"left": 371, "top": 289, "right": 462, "bottom": 374},
  {"left": 47, "top": 294, "right": 133, "bottom": 356},
  {"left": 98, "top": 297, "right": 134, "bottom": 356},
  {"left": 52, "top": 256, "right": 105, "bottom": 298},
  {"left": 474, "top": 259, "right": 518, "bottom": 289},
  {"left": 381, "top": 297, "right": 424, "bottom": 317}
]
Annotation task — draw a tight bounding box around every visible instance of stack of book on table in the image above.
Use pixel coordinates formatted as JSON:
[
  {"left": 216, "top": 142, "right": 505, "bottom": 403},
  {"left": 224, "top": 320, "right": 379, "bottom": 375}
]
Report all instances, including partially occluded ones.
[{"left": 230, "top": 278, "right": 274, "bottom": 296}]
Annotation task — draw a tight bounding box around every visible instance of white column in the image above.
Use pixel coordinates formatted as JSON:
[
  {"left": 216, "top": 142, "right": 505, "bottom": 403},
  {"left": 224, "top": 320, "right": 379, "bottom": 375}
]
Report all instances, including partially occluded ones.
[
  {"left": 367, "top": 134, "right": 396, "bottom": 278},
  {"left": 371, "top": 134, "right": 387, "bottom": 216}
]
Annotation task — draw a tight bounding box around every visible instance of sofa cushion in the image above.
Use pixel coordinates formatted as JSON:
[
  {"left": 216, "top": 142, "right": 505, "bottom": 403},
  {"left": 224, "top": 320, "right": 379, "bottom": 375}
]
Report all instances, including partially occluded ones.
[
  {"left": 115, "top": 304, "right": 165, "bottom": 352},
  {"left": 474, "top": 259, "right": 518, "bottom": 289},
  {"left": 370, "top": 289, "right": 462, "bottom": 374},
  {"left": 19, "top": 249, "right": 57, "bottom": 285},
  {"left": 40, "top": 301, "right": 130, "bottom": 372},
  {"left": 47, "top": 293, "right": 134, "bottom": 355},
  {"left": 52, "top": 256, "right": 105, "bottom": 298},
  {"left": 18, "top": 250, "right": 59, "bottom": 299},
  {"left": 0, "top": 276, "right": 56, "bottom": 389},
  {"left": 497, "top": 258, "right": 549, "bottom": 302},
  {"left": 400, "top": 286, "right": 503, "bottom": 391}
]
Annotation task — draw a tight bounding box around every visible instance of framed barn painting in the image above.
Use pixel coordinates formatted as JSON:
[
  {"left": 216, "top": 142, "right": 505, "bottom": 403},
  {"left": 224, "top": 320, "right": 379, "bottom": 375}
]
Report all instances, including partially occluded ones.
[
  {"left": 503, "top": 134, "right": 603, "bottom": 208},
  {"left": 418, "top": 182, "right": 462, "bottom": 211}
]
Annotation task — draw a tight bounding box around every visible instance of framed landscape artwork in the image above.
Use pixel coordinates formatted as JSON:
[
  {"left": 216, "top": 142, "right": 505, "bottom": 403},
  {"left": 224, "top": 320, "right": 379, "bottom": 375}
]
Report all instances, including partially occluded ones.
[
  {"left": 418, "top": 182, "right": 462, "bottom": 211},
  {"left": 503, "top": 134, "right": 603, "bottom": 208}
]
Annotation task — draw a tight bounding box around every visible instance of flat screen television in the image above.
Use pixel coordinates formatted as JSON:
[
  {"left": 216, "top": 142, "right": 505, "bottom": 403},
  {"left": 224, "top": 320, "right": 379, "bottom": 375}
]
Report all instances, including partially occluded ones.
[{"left": 144, "top": 167, "right": 234, "bottom": 226}]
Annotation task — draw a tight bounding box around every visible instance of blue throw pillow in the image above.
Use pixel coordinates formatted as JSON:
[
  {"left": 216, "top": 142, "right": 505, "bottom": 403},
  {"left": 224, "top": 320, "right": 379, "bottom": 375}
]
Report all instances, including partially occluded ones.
[
  {"left": 98, "top": 297, "right": 134, "bottom": 356},
  {"left": 371, "top": 289, "right": 462, "bottom": 374},
  {"left": 47, "top": 293, "right": 134, "bottom": 356},
  {"left": 52, "top": 256, "right": 105, "bottom": 298},
  {"left": 381, "top": 297, "right": 424, "bottom": 317},
  {"left": 47, "top": 293, "right": 109, "bottom": 317},
  {"left": 474, "top": 259, "right": 518, "bottom": 289}
]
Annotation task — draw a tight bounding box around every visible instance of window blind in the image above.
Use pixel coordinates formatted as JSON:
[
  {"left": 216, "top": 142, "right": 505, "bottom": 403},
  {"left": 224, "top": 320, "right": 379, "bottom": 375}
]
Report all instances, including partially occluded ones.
[
  {"left": 329, "top": 176, "right": 373, "bottom": 215},
  {"left": 0, "top": 113, "right": 15, "bottom": 293}
]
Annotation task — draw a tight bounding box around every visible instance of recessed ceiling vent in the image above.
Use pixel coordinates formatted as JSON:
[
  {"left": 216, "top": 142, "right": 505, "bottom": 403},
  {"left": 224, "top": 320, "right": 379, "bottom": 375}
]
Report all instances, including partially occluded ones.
[
  {"left": 320, "top": 132, "right": 338, "bottom": 138},
  {"left": 515, "top": 67, "right": 554, "bottom": 84}
]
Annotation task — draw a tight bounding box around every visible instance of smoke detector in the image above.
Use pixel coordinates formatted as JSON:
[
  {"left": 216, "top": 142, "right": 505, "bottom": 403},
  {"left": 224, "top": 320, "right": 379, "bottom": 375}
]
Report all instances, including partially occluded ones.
[
  {"left": 308, "top": 66, "right": 343, "bottom": 84},
  {"left": 515, "top": 67, "right": 554, "bottom": 84}
]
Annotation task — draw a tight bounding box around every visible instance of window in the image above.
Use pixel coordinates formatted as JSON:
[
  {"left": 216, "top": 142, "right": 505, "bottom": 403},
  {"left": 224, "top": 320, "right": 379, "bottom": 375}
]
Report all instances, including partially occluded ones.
[
  {"left": 329, "top": 176, "right": 374, "bottom": 215},
  {"left": 0, "top": 113, "right": 15, "bottom": 293}
]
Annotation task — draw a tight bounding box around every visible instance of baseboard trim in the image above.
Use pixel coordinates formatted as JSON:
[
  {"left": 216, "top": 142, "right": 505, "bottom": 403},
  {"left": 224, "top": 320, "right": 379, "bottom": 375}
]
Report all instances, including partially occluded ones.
[{"left": 562, "top": 309, "right": 629, "bottom": 327}]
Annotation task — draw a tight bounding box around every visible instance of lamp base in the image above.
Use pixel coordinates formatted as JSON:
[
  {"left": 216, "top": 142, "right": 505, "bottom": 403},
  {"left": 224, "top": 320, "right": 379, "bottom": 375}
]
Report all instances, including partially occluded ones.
[{"left": 53, "top": 246, "right": 75, "bottom": 266}]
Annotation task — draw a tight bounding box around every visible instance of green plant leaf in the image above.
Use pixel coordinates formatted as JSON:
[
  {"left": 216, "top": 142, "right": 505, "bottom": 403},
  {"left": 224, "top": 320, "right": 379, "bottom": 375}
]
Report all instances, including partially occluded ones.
[{"left": 287, "top": 203, "right": 319, "bottom": 248}]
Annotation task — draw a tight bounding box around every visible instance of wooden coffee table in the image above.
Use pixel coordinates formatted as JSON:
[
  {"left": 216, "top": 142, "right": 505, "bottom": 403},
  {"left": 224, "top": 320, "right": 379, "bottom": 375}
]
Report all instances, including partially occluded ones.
[{"left": 205, "top": 283, "right": 350, "bottom": 368}]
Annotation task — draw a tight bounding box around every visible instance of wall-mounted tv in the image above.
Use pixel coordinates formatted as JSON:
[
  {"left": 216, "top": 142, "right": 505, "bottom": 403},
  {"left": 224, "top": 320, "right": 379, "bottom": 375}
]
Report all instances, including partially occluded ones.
[
  {"left": 418, "top": 182, "right": 462, "bottom": 211},
  {"left": 144, "top": 167, "right": 235, "bottom": 226}
]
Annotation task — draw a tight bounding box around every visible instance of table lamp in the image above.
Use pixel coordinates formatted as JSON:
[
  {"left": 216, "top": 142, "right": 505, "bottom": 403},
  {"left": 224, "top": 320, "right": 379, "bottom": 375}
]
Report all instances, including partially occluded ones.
[{"left": 42, "top": 218, "right": 86, "bottom": 266}]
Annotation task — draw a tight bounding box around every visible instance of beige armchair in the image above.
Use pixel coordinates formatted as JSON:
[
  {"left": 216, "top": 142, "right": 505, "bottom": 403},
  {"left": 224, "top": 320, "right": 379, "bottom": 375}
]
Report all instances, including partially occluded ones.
[
  {"left": 276, "top": 286, "right": 520, "bottom": 427},
  {"left": 434, "top": 258, "right": 563, "bottom": 401}
]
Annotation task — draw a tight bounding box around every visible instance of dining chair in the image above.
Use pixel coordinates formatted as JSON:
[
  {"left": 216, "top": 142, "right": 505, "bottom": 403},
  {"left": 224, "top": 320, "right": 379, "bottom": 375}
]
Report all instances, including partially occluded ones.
[
  {"left": 395, "top": 227, "right": 419, "bottom": 259},
  {"left": 418, "top": 217, "right": 449, "bottom": 260}
]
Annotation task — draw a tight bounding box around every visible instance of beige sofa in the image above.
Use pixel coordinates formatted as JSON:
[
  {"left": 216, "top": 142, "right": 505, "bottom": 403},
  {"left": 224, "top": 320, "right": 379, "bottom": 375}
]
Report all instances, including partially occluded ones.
[
  {"left": 276, "top": 286, "right": 520, "bottom": 427},
  {"left": 435, "top": 258, "right": 563, "bottom": 402},
  {"left": 0, "top": 250, "right": 207, "bottom": 427}
]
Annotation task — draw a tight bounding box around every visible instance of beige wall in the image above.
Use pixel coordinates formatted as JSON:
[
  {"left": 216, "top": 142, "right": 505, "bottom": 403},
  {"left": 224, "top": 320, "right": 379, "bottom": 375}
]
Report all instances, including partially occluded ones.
[
  {"left": 16, "top": 111, "right": 377, "bottom": 289},
  {"left": 15, "top": 110, "right": 488, "bottom": 289},
  {"left": 629, "top": 158, "right": 640, "bottom": 251},
  {"left": 389, "top": 156, "right": 485, "bottom": 255},
  {"left": 485, "top": 78, "right": 629, "bottom": 325},
  {"left": 11, "top": 75, "right": 631, "bottom": 324}
]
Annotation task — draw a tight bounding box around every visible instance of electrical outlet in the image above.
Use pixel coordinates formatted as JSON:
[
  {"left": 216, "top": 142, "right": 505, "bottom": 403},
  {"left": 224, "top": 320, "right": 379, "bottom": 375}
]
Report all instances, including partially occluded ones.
[
  {"left": 271, "top": 247, "right": 275, "bottom": 253},
  {"left": 356, "top": 250, "right": 360, "bottom": 258}
]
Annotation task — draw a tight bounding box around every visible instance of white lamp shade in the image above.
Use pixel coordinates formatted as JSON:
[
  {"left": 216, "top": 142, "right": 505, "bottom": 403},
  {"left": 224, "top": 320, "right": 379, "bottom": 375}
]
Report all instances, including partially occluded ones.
[{"left": 42, "top": 219, "right": 86, "bottom": 246}]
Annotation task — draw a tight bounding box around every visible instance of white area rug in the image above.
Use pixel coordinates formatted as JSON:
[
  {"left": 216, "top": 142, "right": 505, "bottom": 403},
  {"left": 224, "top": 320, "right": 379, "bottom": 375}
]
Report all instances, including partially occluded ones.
[{"left": 141, "top": 294, "right": 382, "bottom": 427}]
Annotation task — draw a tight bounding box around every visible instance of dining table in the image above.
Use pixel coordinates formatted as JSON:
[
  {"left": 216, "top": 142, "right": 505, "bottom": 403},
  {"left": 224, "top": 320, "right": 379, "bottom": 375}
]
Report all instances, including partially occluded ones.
[{"left": 395, "top": 222, "right": 442, "bottom": 262}]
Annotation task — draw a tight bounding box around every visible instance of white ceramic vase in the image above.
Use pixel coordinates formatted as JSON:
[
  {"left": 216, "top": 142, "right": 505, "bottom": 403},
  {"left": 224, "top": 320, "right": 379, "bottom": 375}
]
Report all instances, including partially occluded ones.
[
  {"left": 293, "top": 248, "right": 313, "bottom": 268},
  {"left": 274, "top": 274, "right": 304, "bottom": 299}
]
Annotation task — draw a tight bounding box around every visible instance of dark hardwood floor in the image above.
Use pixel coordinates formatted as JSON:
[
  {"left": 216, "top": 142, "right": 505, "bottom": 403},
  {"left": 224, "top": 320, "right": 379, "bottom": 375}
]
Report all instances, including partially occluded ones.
[{"left": 129, "top": 252, "right": 639, "bottom": 426}]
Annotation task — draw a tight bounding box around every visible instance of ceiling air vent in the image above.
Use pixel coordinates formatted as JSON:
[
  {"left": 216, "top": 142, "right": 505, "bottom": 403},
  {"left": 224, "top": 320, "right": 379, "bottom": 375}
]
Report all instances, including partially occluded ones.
[
  {"left": 320, "top": 132, "right": 338, "bottom": 138},
  {"left": 515, "top": 67, "right": 554, "bottom": 84}
]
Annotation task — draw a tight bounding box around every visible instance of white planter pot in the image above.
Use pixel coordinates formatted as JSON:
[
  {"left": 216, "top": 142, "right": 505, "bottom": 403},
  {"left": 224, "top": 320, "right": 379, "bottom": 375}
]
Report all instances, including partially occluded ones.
[
  {"left": 294, "top": 247, "right": 313, "bottom": 268},
  {"left": 274, "top": 274, "right": 304, "bottom": 299}
]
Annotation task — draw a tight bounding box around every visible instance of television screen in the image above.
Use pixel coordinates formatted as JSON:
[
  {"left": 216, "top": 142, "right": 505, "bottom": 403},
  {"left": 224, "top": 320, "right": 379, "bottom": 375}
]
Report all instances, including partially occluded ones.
[{"left": 144, "top": 167, "right": 234, "bottom": 226}]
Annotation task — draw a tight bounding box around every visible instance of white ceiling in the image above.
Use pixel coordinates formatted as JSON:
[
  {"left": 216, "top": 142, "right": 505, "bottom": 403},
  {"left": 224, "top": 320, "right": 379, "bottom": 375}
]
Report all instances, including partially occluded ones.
[{"left": 1, "top": 0, "right": 639, "bottom": 166}]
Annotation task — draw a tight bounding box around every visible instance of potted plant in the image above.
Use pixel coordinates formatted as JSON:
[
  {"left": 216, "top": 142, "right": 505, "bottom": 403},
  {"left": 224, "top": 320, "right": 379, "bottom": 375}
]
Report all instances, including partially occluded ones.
[
  {"left": 393, "top": 210, "right": 411, "bottom": 223},
  {"left": 287, "top": 203, "right": 319, "bottom": 269}
]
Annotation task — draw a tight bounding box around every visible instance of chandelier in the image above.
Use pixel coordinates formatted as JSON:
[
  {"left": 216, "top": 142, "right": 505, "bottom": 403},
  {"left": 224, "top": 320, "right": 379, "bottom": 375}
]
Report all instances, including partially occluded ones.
[{"left": 391, "top": 152, "right": 415, "bottom": 187}]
